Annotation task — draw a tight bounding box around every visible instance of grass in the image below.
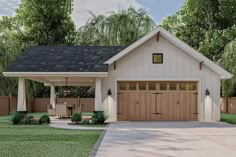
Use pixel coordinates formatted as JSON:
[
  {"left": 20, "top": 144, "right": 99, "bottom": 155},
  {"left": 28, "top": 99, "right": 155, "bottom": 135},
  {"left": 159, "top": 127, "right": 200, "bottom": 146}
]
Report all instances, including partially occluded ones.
[
  {"left": 0, "top": 113, "right": 101, "bottom": 157},
  {"left": 221, "top": 113, "right": 236, "bottom": 124}
]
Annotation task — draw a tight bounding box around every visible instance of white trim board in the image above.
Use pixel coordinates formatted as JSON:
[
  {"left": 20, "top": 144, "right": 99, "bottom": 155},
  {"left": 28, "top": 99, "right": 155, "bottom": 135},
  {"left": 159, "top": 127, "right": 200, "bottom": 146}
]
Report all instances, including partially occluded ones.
[
  {"left": 104, "top": 26, "right": 233, "bottom": 80},
  {"left": 3, "top": 72, "right": 108, "bottom": 77},
  {"left": 116, "top": 78, "right": 201, "bottom": 82}
]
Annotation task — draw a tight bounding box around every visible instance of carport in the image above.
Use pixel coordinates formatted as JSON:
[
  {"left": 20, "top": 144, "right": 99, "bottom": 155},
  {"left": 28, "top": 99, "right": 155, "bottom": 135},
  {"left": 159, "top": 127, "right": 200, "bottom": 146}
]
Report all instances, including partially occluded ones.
[{"left": 3, "top": 46, "right": 125, "bottom": 112}]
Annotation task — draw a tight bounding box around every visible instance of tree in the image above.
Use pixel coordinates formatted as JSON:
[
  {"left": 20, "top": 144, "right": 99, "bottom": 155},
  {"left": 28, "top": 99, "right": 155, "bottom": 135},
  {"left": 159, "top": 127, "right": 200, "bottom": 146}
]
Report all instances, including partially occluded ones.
[
  {"left": 162, "top": 0, "right": 236, "bottom": 61},
  {"left": 77, "top": 7, "right": 156, "bottom": 46},
  {"left": 16, "top": 0, "right": 76, "bottom": 45},
  {"left": 0, "top": 17, "right": 38, "bottom": 98},
  {"left": 198, "top": 26, "right": 236, "bottom": 60},
  {"left": 162, "top": 0, "right": 236, "bottom": 96},
  {"left": 0, "top": 17, "right": 23, "bottom": 96},
  {"left": 0, "top": 0, "right": 77, "bottom": 99},
  {"left": 219, "top": 0, "right": 236, "bottom": 27},
  {"left": 222, "top": 38, "right": 236, "bottom": 97}
]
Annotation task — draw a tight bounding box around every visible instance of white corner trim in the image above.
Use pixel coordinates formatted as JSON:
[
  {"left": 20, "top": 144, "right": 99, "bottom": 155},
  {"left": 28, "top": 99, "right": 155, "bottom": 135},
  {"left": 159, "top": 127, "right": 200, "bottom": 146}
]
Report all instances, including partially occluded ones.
[
  {"left": 3, "top": 72, "right": 108, "bottom": 77},
  {"left": 104, "top": 26, "right": 232, "bottom": 80}
]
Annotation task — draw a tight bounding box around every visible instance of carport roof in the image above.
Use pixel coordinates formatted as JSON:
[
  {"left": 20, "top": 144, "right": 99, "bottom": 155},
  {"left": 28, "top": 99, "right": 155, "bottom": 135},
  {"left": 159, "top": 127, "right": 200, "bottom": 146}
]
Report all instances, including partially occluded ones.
[{"left": 6, "top": 46, "right": 126, "bottom": 72}]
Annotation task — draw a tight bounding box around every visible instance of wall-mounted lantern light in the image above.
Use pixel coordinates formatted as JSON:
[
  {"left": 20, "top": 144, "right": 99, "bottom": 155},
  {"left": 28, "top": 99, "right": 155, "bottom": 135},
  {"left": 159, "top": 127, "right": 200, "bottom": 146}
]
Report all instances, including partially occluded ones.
[
  {"left": 205, "top": 88, "right": 210, "bottom": 96},
  {"left": 107, "top": 89, "right": 112, "bottom": 96}
]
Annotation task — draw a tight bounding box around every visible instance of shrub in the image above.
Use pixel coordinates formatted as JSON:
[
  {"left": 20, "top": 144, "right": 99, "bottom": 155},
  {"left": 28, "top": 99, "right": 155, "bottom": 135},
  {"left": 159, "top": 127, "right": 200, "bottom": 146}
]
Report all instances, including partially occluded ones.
[
  {"left": 20, "top": 119, "right": 26, "bottom": 124},
  {"left": 11, "top": 112, "right": 24, "bottom": 124},
  {"left": 91, "top": 118, "right": 98, "bottom": 124},
  {"left": 31, "top": 119, "right": 40, "bottom": 125},
  {"left": 24, "top": 115, "right": 34, "bottom": 124},
  {"left": 92, "top": 111, "right": 106, "bottom": 124},
  {"left": 81, "top": 119, "right": 90, "bottom": 125},
  {"left": 71, "top": 113, "right": 81, "bottom": 123},
  {"left": 39, "top": 115, "right": 50, "bottom": 124}
]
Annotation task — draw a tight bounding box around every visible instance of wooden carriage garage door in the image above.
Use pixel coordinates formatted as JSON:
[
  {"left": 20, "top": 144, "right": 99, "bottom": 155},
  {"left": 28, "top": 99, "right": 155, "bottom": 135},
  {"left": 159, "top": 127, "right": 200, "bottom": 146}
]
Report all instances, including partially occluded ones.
[{"left": 117, "top": 81, "right": 198, "bottom": 121}]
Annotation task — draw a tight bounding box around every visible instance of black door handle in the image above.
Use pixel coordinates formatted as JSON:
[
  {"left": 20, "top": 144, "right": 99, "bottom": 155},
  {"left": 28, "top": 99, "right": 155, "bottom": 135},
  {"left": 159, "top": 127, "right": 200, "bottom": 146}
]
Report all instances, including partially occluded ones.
[
  {"left": 152, "top": 112, "right": 163, "bottom": 115},
  {"left": 153, "top": 92, "right": 163, "bottom": 95}
]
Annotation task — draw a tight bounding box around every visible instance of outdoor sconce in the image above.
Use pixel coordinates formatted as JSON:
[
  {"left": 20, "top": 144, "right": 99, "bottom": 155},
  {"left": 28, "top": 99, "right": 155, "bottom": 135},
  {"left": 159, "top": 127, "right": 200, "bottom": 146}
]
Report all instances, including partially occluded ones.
[
  {"left": 205, "top": 88, "right": 210, "bottom": 96},
  {"left": 107, "top": 89, "right": 112, "bottom": 96}
]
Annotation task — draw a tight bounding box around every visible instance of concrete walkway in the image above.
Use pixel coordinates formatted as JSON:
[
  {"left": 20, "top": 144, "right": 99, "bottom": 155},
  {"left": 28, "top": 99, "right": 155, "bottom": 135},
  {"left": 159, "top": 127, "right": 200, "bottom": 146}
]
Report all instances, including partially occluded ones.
[
  {"left": 49, "top": 118, "right": 106, "bottom": 130},
  {"left": 95, "top": 122, "right": 236, "bottom": 157}
]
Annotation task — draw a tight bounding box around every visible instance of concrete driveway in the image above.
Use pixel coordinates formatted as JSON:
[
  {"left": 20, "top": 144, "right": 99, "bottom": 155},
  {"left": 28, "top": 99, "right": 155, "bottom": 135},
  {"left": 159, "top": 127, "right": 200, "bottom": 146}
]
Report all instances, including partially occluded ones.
[{"left": 95, "top": 122, "right": 236, "bottom": 157}]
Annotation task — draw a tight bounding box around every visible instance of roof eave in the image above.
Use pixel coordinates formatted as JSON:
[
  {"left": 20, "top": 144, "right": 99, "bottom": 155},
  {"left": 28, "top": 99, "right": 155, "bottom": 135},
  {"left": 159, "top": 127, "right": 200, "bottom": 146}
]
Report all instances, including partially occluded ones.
[
  {"left": 220, "top": 73, "right": 234, "bottom": 80},
  {"left": 3, "top": 72, "right": 108, "bottom": 77}
]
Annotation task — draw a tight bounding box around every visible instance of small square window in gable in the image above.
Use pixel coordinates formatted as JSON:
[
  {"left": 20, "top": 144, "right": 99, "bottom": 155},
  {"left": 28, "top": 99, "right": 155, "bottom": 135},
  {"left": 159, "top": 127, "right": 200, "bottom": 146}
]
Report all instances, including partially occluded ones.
[{"left": 153, "top": 53, "right": 163, "bottom": 64}]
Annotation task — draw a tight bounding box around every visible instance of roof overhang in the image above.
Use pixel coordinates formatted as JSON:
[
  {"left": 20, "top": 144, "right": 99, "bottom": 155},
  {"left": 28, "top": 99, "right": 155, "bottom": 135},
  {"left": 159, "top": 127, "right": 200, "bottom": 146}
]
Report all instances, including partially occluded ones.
[
  {"left": 3, "top": 72, "right": 108, "bottom": 77},
  {"left": 104, "top": 26, "right": 233, "bottom": 80},
  {"left": 3, "top": 72, "right": 108, "bottom": 86}
]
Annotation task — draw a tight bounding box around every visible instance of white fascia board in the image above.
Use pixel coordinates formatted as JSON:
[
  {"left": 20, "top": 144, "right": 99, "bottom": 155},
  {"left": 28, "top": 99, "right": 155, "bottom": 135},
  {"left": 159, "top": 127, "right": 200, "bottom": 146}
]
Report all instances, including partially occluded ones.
[{"left": 3, "top": 72, "right": 108, "bottom": 77}]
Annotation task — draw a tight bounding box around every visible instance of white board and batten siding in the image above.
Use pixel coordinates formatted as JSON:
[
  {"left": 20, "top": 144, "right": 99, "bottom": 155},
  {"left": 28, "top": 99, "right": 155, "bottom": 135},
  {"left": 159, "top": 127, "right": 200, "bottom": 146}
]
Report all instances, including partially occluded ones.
[{"left": 101, "top": 35, "right": 221, "bottom": 122}]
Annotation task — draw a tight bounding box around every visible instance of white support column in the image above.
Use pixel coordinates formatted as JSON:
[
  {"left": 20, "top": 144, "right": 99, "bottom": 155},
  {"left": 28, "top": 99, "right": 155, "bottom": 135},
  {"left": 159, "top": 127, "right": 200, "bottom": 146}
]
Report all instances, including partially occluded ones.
[
  {"left": 50, "top": 85, "right": 56, "bottom": 108},
  {"left": 17, "top": 78, "right": 26, "bottom": 112},
  {"left": 95, "top": 77, "right": 102, "bottom": 111}
]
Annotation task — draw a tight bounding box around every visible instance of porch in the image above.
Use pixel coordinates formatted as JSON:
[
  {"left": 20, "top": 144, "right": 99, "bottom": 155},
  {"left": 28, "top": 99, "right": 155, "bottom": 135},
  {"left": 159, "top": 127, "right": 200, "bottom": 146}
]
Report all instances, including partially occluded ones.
[{"left": 3, "top": 72, "right": 107, "bottom": 114}]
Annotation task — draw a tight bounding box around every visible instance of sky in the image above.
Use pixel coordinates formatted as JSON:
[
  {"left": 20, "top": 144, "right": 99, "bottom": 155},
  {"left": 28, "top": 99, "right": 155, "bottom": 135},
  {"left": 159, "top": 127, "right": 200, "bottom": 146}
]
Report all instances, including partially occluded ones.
[{"left": 0, "top": 0, "right": 184, "bottom": 28}]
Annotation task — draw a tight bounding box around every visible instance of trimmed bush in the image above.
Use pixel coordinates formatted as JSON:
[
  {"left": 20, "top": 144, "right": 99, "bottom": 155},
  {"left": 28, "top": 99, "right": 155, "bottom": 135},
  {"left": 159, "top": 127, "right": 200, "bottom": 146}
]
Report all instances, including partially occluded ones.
[
  {"left": 71, "top": 113, "right": 81, "bottom": 123},
  {"left": 92, "top": 111, "right": 106, "bottom": 124},
  {"left": 11, "top": 112, "right": 24, "bottom": 124},
  {"left": 39, "top": 115, "right": 50, "bottom": 124},
  {"left": 81, "top": 119, "right": 90, "bottom": 125},
  {"left": 24, "top": 115, "right": 34, "bottom": 124},
  {"left": 31, "top": 119, "right": 40, "bottom": 125},
  {"left": 91, "top": 118, "right": 98, "bottom": 124}
]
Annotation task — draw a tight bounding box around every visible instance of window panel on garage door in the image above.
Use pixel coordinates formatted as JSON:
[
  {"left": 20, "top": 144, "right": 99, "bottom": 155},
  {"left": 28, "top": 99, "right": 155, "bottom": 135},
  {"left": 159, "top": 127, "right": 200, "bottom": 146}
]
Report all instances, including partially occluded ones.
[
  {"left": 129, "top": 82, "right": 136, "bottom": 90},
  {"left": 148, "top": 82, "right": 156, "bottom": 90},
  {"left": 160, "top": 83, "right": 167, "bottom": 90}
]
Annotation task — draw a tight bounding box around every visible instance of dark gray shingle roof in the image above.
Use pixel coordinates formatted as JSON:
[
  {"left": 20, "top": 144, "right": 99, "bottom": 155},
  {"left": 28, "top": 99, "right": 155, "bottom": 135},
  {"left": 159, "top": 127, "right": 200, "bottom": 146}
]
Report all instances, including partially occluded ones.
[{"left": 6, "top": 46, "right": 126, "bottom": 72}]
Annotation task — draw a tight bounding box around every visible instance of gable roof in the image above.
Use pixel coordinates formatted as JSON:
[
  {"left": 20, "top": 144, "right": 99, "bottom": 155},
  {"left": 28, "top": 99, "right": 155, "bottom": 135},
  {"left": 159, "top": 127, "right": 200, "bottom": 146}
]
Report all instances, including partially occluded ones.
[
  {"left": 6, "top": 46, "right": 126, "bottom": 72},
  {"left": 104, "top": 26, "right": 233, "bottom": 80}
]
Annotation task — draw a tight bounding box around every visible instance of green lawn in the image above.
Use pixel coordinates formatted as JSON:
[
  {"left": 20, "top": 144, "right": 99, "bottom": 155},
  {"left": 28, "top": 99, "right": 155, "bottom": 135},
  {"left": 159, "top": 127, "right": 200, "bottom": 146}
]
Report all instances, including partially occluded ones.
[
  {"left": 221, "top": 113, "right": 236, "bottom": 124},
  {"left": 0, "top": 113, "right": 101, "bottom": 157}
]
